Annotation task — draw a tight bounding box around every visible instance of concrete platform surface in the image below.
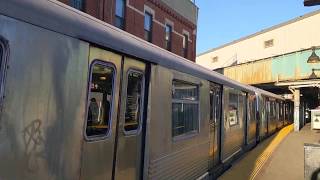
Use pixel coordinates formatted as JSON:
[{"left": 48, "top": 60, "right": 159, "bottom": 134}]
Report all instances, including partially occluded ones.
[{"left": 219, "top": 124, "right": 320, "bottom": 180}]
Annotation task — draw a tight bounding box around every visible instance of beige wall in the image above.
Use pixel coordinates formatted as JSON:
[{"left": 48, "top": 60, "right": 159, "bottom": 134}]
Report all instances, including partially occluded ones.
[{"left": 196, "top": 10, "right": 320, "bottom": 70}]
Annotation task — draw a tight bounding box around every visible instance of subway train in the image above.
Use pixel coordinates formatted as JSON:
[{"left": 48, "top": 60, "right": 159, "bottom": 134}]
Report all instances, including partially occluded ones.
[{"left": 0, "top": 1, "right": 293, "bottom": 180}]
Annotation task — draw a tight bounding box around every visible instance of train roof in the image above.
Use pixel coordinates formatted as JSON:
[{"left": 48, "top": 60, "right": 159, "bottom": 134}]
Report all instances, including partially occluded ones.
[
  {"left": 0, "top": 0, "right": 255, "bottom": 93},
  {"left": 251, "top": 86, "right": 284, "bottom": 100}
]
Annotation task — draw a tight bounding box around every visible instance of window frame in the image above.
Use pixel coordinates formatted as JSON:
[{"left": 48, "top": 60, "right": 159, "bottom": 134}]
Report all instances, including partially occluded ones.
[
  {"left": 171, "top": 79, "right": 200, "bottom": 141},
  {"left": 123, "top": 68, "right": 145, "bottom": 136},
  {"left": 144, "top": 11, "right": 153, "bottom": 42},
  {"left": 115, "top": 0, "right": 126, "bottom": 30},
  {"left": 84, "top": 60, "right": 117, "bottom": 141}
]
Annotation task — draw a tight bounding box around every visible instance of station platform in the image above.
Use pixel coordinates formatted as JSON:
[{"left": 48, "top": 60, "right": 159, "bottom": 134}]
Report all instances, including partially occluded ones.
[{"left": 218, "top": 123, "right": 320, "bottom": 180}]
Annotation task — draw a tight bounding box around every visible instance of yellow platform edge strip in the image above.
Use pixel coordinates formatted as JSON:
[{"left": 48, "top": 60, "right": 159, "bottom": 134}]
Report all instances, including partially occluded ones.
[{"left": 249, "top": 124, "right": 294, "bottom": 180}]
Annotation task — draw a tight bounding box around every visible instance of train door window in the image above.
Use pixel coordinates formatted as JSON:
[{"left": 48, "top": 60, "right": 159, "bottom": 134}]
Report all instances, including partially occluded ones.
[
  {"left": 124, "top": 70, "right": 144, "bottom": 133},
  {"left": 210, "top": 85, "right": 222, "bottom": 125},
  {"left": 0, "top": 45, "right": 2, "bottom": 62},
  {"left": 210, "top": 90, "right": 214, "bottom": 123},
  {"left": 0, "top": 38, "right": 8, "bottom": 103},
  {"left": 85, "top": 62, "right": 115, "bottom": 139},
  {"left": 239, "top": 92, "right": 246, "bottom": 124},
  {"left": 0, "top": 45, "right": 2, "bottom": 70},
  {"left": 172, "top": 80, "right": 199, "bottom": 137},
  {"left": 229, "top": 92, "right": 239, "bottom": 126}
]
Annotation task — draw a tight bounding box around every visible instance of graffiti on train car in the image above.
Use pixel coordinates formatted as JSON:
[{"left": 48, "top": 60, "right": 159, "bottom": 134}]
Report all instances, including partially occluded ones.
[{"left": 23, "top": 119, "right": 45, "bottom": 172}]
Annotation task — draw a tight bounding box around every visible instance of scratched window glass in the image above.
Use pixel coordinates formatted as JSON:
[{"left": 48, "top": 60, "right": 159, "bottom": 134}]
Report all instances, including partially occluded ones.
[
  {"left": 86, "top": 63, "right": 114, "bottom": 138},
  {"left": 124, "top": 70, "right": 144, "bottom": 132}
]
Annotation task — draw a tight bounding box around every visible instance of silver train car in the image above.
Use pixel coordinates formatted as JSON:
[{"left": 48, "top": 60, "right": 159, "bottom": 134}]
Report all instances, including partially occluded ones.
[{"left": 0, "top": 1, "right": 293, "bottom": 179}]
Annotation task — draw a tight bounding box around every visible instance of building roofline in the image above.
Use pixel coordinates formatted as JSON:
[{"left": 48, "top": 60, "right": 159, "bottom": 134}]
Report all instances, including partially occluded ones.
[
  {"left": 214, "top": 46, "right": 316, "bottom": 70},
  {"left": 197, "top": 9, "right": 320, "bottom": 57},
  {"left": 0, "top": 0, "right": 254, "bottom": 93}
]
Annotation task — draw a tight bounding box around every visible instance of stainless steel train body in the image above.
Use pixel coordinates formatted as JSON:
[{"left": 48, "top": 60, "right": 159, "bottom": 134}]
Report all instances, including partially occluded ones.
[{"left": 0, "top": 1, "right": 293, "bottom": 179}]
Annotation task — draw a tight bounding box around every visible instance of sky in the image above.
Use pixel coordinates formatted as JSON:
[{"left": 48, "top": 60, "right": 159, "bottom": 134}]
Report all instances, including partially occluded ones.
[{"left": 196, "top": 0, "right": 320, "bottom": 55}]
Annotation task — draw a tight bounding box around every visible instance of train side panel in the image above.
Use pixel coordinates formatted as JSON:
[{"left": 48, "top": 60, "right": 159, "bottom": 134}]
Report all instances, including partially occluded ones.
[
  {"left": 147, "top": 65, "right": 210, "bottom": 179},
  {"left": 0, "top": 15, "right": 88, "bottom": 180}
]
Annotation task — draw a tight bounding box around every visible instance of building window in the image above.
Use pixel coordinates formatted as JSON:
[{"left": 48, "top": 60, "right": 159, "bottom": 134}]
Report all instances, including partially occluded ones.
[
  {"left": 86, "top": 61, "right": 115, "bottom": 139},
  {"left": 70, "top": 0, "right": 84, "bottom": 11},
  {"left": 144, "top": 12, "right": 153, "bottom": 42},
  {"left": 124, "top": 70, "right": 144, "bottom": 133},
  {"left": 264, "top": 39, "right": 274, "bottom": 48},
  {"left": 183, "top": 34, "right": 188, "bottom": 58},
  {"left": 212, "top": 56, "right": 218, "bottom": 63},
  {"left": 115, "top": 0, "right": 126, "bottom": 30},
  {"left": 165, "top": 24, "right": 172, "bottom": 51},
  {"left": 172, "top": 80, "right": 199, "bottom": 137}
]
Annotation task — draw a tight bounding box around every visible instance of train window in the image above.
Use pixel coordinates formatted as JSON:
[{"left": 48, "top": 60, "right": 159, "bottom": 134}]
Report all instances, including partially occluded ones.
[
  {"left": 124, "top": 70, "right": 144, "bottom": 132},
  {"left": 280, "top": 102, "right": 283, "bottom": 120},
  {"left": 0, "top": 45, "right": 2, "bottom": 61},
  {"left": 210, "top": 90, "right": 213, "bottom": 122},
  {"left": 0, "top": 38, "right": 8, "bottom": 104},
  {"left": 172, "top": 80, "right": 199, "bottom": 137},
  {"left": 86, "top": 62, "right": 115, "bottom": 138},
  {"left": 248, "top": 94, "right": 256, "bottom": 123},
  {"left": 269, "top": 101, "right": 276, "bottom": 119},
  {"left": 228, "top": 92, "right": 239, "bottom": 126}
]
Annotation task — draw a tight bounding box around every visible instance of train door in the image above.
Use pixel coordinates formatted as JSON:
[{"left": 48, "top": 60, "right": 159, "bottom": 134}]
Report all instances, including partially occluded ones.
[
  {"left": 209, "top": 83, "right": 222, "bottom": 168},
  {"left": 80, "top": 47, "right": 148, "bottom": 180},
  {"left": 284, "top": 103, "right": 289, "bottom": 125},
  {"left": 246, "top": 93, "right": 256, "bottom": 146},
  {"left": 221, "top": 87, "right": 246, "bottom": 162},
  {"left": 80, "top": 47, "right": 122, "bottom": 180},
  {"left": 259, "top": 96, "right": 268, "bottom": 139},
  {"left": 266, "top": 99, "right": 270, "bottom": 134},
  {"left": 114, "top": 56, "right": 147, "bottom": 180}
]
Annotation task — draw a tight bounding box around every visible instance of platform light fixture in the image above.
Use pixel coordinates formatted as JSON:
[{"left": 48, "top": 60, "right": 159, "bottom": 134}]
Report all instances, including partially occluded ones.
[
  {"left": 309, "top": 69, "right": 318, "bottom": 79},
  {"left": 307, "top": 47, "right": 320, "bottom": 64}
]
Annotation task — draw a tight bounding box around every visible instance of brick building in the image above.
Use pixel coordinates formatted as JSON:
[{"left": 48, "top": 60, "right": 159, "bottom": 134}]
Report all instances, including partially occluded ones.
[{"left": 58, "top": 0, "right": 198, "bottom": 61}]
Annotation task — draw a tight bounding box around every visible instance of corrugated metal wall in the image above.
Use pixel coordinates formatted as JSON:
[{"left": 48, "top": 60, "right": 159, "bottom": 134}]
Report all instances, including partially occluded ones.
[{"left": 222, "top": 49, "right": 320, "bottom": 85}]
